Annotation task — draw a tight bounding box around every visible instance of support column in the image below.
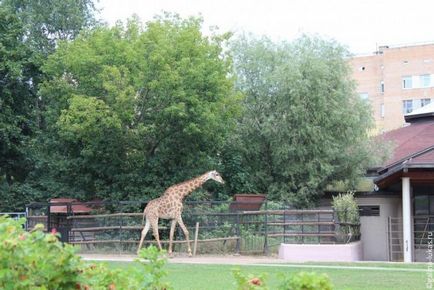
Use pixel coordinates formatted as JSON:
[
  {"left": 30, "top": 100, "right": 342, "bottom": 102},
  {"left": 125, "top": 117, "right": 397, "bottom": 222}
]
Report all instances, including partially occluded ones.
[{"left": 402, "top": 177, "right": 413, "bottom": 262}]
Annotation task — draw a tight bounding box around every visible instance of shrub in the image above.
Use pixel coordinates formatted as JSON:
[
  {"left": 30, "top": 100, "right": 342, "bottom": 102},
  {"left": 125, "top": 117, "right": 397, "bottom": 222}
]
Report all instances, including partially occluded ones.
[
  {"left": 0, "top": 216, "right": 171, "bottom": 289},
  {"left": 0, "top": 217, "right": 82, "bottom": 289},
  {"left": 232, "top": 269, "right": 268, "bottom": 290},
  {"left": 277, "top": 272, "right": 333, "bottom": 290},
  {"left": 331, "top": 191, "right": 360, "bottom": 242},
  {"left": 134, "top": 245, "right": 172, "bottom": 290},
  {"left": 232, "top": 269, "right": 333, "bottom": 290}
]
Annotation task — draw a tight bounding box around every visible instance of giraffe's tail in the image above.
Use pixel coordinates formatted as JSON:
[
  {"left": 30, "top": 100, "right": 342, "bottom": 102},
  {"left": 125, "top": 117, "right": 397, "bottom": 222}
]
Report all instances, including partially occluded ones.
[
  {"left": 141, "top": 202, "right": 149, "bottom": 226},
  {"left": 141, "top": 208, "right": 146, "bottom": 226}
]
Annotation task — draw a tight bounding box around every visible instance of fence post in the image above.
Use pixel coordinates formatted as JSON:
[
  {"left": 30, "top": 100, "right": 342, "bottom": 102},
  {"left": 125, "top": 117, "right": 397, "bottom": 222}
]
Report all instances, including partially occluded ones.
[
  {"left": 301, "top": 212, "right": 304, "bottom": 244},
  {"left": 333, "top": 209, "right": 338, "bottom": 243},
  {"left": 119, "top": 202, "right": 122, "bottom": 254},
  {"left": 263, "top": 200, "right": 269, "bottom": 255},
  {"left": 25, "top": 206, "right": 29, "bottom": 231},
  {"left": 317, "top": 212, "right": 320, "bottom": 244},
  {"left": 283, "top": 205, "right": 286, "bottom": 244},
  {"left": 47, "top": 202, "right": 51, "bottom": 233},
  {"left": 66, "top": 203, "right": 72, "bottom": 243},
  {"left": 387, "top": 216, "right": 391, "bottom": 261},
  {"left": 235, "top": 211, "right": 241, "bottom": 255}
]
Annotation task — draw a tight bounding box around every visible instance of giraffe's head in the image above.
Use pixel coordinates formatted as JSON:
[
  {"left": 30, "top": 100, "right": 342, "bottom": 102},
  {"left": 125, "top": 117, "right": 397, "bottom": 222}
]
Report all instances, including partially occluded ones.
[{"left": 206, "top": 170, "right": 225, "bottom": 184}]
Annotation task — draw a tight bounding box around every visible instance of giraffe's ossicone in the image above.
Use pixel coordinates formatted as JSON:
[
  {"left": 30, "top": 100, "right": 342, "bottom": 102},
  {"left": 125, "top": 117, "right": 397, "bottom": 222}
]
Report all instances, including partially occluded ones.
[{"left": 137, "top": 170, "right": 225, "bottom": 256}]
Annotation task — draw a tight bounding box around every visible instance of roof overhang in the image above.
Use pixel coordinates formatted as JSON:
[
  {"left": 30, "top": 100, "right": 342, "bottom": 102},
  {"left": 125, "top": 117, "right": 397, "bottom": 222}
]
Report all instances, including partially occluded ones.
[
  {"left": 405, "top": 113, "right": 434, "bottom": 122},
  {"left": 374, "top": 164, "right": 434, "bottom": 189},
  {"left": 374, "top": 146, "right": 434, "bottom": 189}
]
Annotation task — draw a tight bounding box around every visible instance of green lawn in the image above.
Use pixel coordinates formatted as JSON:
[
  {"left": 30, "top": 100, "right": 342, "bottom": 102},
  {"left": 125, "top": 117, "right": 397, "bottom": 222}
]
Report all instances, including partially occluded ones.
[{"left": 106, "top": 261, "right": 429, "bottom": 290}]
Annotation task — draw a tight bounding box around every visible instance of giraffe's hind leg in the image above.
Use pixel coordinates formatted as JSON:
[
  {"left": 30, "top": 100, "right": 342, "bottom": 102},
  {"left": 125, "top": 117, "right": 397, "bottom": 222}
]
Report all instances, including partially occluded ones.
[
  {"left": 137, "top": 219, "right": 151, "bottom": 255},
  {"left": 151, "top": 218, "right": 163, "bottom": 251}
]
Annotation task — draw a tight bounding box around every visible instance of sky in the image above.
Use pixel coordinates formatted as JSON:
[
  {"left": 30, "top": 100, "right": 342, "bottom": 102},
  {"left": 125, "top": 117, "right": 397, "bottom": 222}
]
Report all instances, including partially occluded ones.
[{"left": 97, "top": 0, "right": 434, "bottom": 55}]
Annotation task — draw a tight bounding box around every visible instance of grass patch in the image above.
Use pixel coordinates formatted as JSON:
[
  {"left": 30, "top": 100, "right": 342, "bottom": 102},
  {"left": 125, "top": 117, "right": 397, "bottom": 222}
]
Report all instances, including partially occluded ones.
[{"left": 104, "top": 261, "right": 428, "bottom": 290}]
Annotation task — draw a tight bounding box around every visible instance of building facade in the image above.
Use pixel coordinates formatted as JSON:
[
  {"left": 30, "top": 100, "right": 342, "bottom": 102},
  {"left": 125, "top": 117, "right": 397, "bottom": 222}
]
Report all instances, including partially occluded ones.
[{"left": 349, "top": 43, "right": 434, "bottom": 133}]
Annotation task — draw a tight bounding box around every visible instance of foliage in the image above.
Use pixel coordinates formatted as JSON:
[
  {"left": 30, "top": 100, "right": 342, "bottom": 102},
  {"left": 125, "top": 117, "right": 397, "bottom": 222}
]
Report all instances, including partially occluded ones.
[
  {"left": 1, "top": 6, "right": 383, "bottom": 211},
  {"left": 277, "top": 272, "right": 333, "bottom": 290},
  {"left": 226, "top": 34, "right": 376, "bottom": 207},
  {"left": 0, "top": 216, "right": 83, "bottom": 289},
  {"left": 0, "top": 5, "right": 38, "bottom": 186},
  {"left": 37, "top": 14, "right": 240, "bottom": 202},
  {"left": 135, "top": 245, "right": 172, "bottom": 290},
  {"left": 0, "top": 216, "right": 172, "bottom": 289},
  {"left": 232, "top": 269, "right": 333, "bottom": 290},
  {"left": 2, "top": 0, "right": 97, "bottom": 55},
  {"left": 332, "top": 191, "right": 360, "bottom": 241},
  {"left": 0, "top": 0, "right": 98, "bottom": 210},
  {"left": 233, "top": 269, "right": 268, "bottom": 290}
]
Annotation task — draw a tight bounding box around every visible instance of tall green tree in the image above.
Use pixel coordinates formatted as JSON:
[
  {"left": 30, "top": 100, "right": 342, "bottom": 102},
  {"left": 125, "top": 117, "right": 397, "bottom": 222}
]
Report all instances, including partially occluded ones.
[
  {"left": 226, "top": 35, "right": 374, "bottom": 207},
  {"left": 0, "top": 0, "right": 97, "bottom": 210},
  {"left": 0, "top": 6, "right": 34, "bottom": 185},
  {"left": 3, "top": 0, "right": 97, "bottom": 55},
  {"left": 40, "top": 15, "right": 240, "bottom": 201}
]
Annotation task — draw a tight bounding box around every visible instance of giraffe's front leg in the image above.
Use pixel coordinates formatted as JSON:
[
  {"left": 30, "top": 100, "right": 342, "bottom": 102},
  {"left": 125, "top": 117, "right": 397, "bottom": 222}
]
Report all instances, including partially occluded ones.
[
  {"left": 177, "top": 217, "right": 192, "bottom": 257},
  {"left": 168, "top": 219, "right": 177, "bottom": 256}
]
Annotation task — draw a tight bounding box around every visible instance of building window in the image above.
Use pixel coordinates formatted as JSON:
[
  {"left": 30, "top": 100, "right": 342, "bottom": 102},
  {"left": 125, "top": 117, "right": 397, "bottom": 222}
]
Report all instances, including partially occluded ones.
[
  {"left": 414, "top": 195, "right": 434, "bottom": 216},
  {"left": 414, "top": 195, "right": 434, "bottom": 244},
  {"left": 380, "top": 103, "right": 385, "bottom": 118},
  {"left": 359, "top": 205, "right": 380, "bottom": 216},
  {"left": 359, "top": 92, "right": 369, "bottom": 101},
  {"left": 421, "top": 98, "right": 431, "bottom": 107},
  {"left": 402, "top": 76, "right": 412, "bottom": 89},
  {"left": 420, "top": 74, "right": 431, "bottom": 88},
  {"left": 403, "top": 100, "right": 413, "bottom": 114},
  {"left": 380, "top": 81, "right": 384, "bottom": 93}
]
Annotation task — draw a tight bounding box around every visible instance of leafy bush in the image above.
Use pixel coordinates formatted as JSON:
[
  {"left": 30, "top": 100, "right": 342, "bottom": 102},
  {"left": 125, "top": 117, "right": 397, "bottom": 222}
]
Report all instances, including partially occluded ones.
[
  {"left": 232, "top": 269, "right": 333, "bottom": 290},
  {"left": 232, "top": 269, "right": 268, "bottom": 290},
  {"left": 332, "top": 191, "right": 360, "bottom": 242},
  {"left": 135, "top": 245, "right": 172, "bottom": 290},
  {"left": 0, "top": 216, "right": 171, "bottom": 289},
  {"left": 0, "top": 217, "right": 82, "bottom": 289},
  {"left": 278, "top": 272, "right": 333, "bottom": 290}
]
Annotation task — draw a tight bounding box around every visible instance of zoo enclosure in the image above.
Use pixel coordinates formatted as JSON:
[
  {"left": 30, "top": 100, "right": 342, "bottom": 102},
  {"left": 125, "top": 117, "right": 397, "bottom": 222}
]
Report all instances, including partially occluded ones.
[{"left": 25, "top": 200, "right": 360, "bottom": 255}]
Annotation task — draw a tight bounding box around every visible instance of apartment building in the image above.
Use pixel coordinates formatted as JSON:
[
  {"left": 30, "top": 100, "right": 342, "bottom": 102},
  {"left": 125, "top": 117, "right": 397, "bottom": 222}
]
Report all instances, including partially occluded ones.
[{"left": 349, "top": 43, "right": 434, "bottom": 133}]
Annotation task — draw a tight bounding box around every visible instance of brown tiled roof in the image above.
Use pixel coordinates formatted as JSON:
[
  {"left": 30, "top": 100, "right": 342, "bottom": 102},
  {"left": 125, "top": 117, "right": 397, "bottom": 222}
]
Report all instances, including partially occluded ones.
[
  {"left": 410, "top": 148, "right": 434, "bottom": 163},
  {"left": 379, "top": 120, "right": 434, "bottom": 167}
]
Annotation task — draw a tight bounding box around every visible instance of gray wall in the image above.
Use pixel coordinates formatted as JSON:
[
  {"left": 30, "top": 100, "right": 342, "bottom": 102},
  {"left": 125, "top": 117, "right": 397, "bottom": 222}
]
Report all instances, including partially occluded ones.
[{"left": 356, "top": 196, "right": 400, "bottom": 261}]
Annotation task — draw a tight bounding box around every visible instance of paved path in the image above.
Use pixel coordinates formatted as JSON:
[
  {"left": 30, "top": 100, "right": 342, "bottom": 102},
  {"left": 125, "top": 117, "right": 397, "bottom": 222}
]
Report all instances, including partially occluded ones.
[
  {"left": 80, "top": 254, "right": 428, "bottom": 272},
  {"left": 81, "top": 254, "right": 284, "bottom": 265}
]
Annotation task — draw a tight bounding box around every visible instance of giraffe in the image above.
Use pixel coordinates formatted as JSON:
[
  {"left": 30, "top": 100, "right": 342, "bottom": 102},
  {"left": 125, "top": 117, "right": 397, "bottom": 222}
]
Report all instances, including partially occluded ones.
[{"left": 137, "top": 170, "right": 225, "bottom": 256}]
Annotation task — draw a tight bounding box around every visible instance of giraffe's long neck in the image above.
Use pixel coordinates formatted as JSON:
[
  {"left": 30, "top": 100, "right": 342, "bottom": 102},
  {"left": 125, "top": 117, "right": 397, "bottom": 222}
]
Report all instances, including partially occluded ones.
[
  {"left": 179, "top": 173, "right": 208, "bottom": 198},
  {"left": 164, "top": 173, "right": 210, "bottom": 200}
]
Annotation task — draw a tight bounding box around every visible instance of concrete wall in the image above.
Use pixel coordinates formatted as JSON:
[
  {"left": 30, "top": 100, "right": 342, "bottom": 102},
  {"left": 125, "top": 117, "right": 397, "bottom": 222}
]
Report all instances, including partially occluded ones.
[
  {"left": 278, "top": 241, "right": 363, "bottom": 262},
  {"left": 356, "top": 196, "right": 401, "bottom": 261},
  {"left": 321, "top": 195, "right": 401, "bottom": 261}
]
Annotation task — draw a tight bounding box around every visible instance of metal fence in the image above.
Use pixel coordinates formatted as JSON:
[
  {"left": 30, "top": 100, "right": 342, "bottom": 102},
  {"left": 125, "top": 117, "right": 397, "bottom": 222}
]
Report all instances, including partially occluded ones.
[
  {"left": 0, "top": 212, "right": 27, "bottom": 219},
  {"left": 387, "top": 216, "right": 403, "bottom": 261},
  {"left": 387, "top": 215, "right": 434, "bottom": 262},
  {"left": 25, "top": 200, "right": 360, "bottom": 255}
]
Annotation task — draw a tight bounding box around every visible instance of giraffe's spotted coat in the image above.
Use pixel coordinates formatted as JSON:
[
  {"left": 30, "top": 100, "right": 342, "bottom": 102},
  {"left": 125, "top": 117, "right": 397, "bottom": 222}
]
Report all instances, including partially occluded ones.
[{"left": 137, "top": 170, "right": 224, "bottom": 255}]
